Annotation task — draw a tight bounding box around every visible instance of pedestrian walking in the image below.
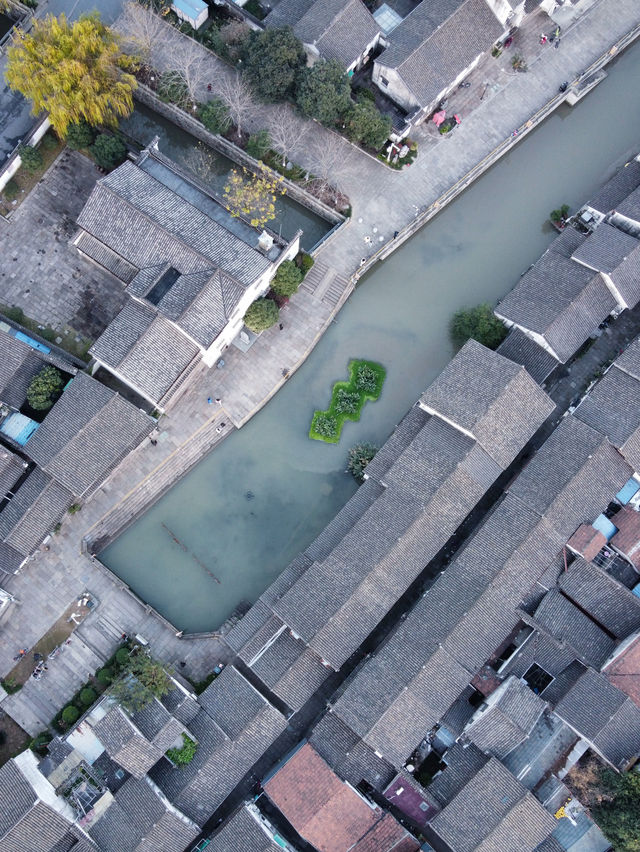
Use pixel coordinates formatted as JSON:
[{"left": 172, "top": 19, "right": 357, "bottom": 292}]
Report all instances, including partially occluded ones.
[
  {"left": 207, "top": 397, "right": 213, "bottom": 404},
  {"left": 215, "top": 397, "right": 222, "bottom": 404}
]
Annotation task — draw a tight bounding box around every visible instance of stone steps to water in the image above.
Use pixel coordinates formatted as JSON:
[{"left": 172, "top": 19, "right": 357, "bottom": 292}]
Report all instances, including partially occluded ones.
[
  {"left": 323, "top": 272, "right": 351, "bottom": 308},
  {"left": 300, "top": 260, "right": 330, "bottom": 296}
]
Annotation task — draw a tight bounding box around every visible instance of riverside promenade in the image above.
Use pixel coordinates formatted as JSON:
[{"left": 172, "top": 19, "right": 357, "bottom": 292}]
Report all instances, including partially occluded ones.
[{"left": 1, "top": 0, "right": 640, "bottom": 735}]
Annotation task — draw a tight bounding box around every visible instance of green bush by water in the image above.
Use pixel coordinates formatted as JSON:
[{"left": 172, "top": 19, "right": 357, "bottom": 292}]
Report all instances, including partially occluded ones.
[{"left": 309, "top": 359, "right": 385, "bottom": 443}]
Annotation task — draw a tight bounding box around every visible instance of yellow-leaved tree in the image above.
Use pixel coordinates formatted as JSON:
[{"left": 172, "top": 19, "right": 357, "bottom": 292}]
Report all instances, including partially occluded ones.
[
  {"left": 223, "top": 166, "right": 285, "bottom": 229},
  {"left": 5, "top": 13, "right": 137, "bottom": 137}
]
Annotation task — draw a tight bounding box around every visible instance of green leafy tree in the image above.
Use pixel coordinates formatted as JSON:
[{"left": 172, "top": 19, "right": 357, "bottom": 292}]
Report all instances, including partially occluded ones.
[
  {"left": 80, "top": 687, "right": 97, "bottom": 707},
  {"left": 198, "top": 98, "right": 231, "bottom": 135},
  {"left": 450, "top": 303, "right": 507, "bottom": 351},
  {"left": 592, "top": 769, "right": 640, "bottom": 852},
  {"left": 354, "top": 364, "right": 378, "bottom": 394},
  {"left": 296, "top": 59, "right": 352, "bottom": 125},
  {"left": 271, "top": 260, "right": 302, "bottom": 297},
  {"left": 18, "top": 145, "right": 44, "bottom": 173},
  {"left": 247, "top": 129, "right": 271, "bottom": 160},
  {"left": 334, "top": 388, "right": 360, "bottom": 415},
  {"left": 5, "top": 13, "right": 136, "bottom": 137},
  {"left": 61, "top": 705, "right": 80, "bottom": 725},
  {"left": 345, "top": 99, "right": 391, "bottom": 150},
  {"left": 244, "top": 297, "right": 279, "bottom": 332},
  {"left": 347, "top": 442, "right": 378, "bottom": 483},
  {"left": 65, "top": 120, "right": 96, "bottom": 150},
  {"left": 91, "top": 134, "right": 127, "bottom": 170},
  {"left": 243, "top": 26, "right": 305, "bottom": 102},
  {"left": 27, "top": 365, "right": 65, "bottom": 411},
  {"left": 166, "top": 733, "right": 198, "bottom": 766},
  {"left": 111, "top": 651, "right": 172, "bottom": 711}
]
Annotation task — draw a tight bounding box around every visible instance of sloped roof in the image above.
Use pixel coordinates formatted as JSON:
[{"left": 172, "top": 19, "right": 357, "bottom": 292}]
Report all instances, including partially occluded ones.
[
  {"left": 616, "top": 183, "right": 640, "bottom": 223},
  {"left": 266, "top": 0, "right": 380, "bottom": 67},
  {"left": 427, "top": 741, "right": 489, "bottom": 808},
  {"left": 210, "top": 806, "right": 284, "bottom": 852},
  {"left": 559, "top": 557, "right": 640, "bottom": 638},
  {"left": 495, "top": 252, "right": 616, "bottom": 363},
  {"left": 419, "top": 340, "right": 555, "bottom": 467},
  {"left": 587, "top": 158, "right": 640, "bottom": 215},
  {"left": 464, "top": 676, "right": 546, "bottom": 759},
  {"left": 376, "top": 0, "right": 502, "bottom": 107},
  {"left": 508, "top": 416, "right": 633, "bottom": 541},
  {"left": 613, "top": 334, "right": 640, "bottom": 380},
  {"left": 528, "top": 589, "right": 615, "bottom": 669},
  {"left": 88, "top": 775, "right": 199, "bottom": 852},
  {"left": 24, "top": 372, "right": 151, "bottom": 498},
  {"left": 90, "top": 300, "right": 201, "bottom": 405},
  {"left": 93, "top": 706, "right": 166, "bottom": 779},
  {"left": 197, "top": 666, "right": 271, "bottom": 739},
  {"left": 608, "top": 242, "right": 640, "bottom": 308},
  {"left": 0, "top": 329, "right": 75, "bottom": 410},
  {"left": 554, "top": 668, "right": 640, "bottom": 770},
  {"left": 565, "top": 523, "right": 607, "bottom": 561},
  {"left": 610, "top": 505, "right": 640, "bottom": 567},
  {"left": 496, "top": 328, "right": 560, "bottom": 385},
  {"left": 571, "top": 222, "right": 640, "bottom": 272},
  {"left": 0, "top": 446, "right": 25, "bottom": 499},
  {"left": 0, "top": 467, "right": 72, "bottom": 556},
  {"left": 77, "top": 158, "right": 272, "bottom": 287},
  {"left": 429, "top": 758, "right": 555, "bottom": 852},
  {"left": 604, "top": 635, "right": 640, "bottom": 707},
  {"left": 264, "top": 743, "right": 417, "bottom": 852}
]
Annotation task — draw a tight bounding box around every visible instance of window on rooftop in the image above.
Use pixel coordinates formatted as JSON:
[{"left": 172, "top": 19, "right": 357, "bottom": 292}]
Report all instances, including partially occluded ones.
[
  {"left": 523, "top": 663, "right": 553, "bottom": 694},
  {"left": 146, "top": 267, "right": 181, "bottom": 306},
  {"left": 380, "top": 76, "right": 389, "bottom": 87}
]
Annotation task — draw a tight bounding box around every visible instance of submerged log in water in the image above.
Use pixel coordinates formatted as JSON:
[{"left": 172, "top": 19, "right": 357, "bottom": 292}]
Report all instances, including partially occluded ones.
[
  {"left": 161, "top": 522, "right": 188, "bottom": 552},
  {"left": 193, "top": 554, "right": 221, "bottom": 585}
]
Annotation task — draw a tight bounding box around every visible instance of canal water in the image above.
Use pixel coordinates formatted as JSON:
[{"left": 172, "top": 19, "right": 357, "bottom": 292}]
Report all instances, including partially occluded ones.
[
  {"left": 120, "top": 104, "right": 333, "bottom": 251},
  {"left": 103, "top": 42, "right": 640, "bottom": 632}
]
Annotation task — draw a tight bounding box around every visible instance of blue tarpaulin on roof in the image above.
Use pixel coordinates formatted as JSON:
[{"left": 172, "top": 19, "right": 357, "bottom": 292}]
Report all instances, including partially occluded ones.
[
  {"left": 616, "top": 477, "right": 640, "bottom": 505},
  {"left": 592, "top": 513, "right": 617, "bottom": 541},
  {"left": 14, "top": 331, "right": 50, "bottom": 354},
  {"left": 1, "top": 412, "right": 39, "bottom": 445}
]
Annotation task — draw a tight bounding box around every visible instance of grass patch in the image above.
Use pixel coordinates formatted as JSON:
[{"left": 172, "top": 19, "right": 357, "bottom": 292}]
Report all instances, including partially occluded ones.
[
  {"left": 309, "top": 359, "right": 385, "bottom": 444},
  {"left": 0, "top": 303, "right": 92, "bottom": 362}
]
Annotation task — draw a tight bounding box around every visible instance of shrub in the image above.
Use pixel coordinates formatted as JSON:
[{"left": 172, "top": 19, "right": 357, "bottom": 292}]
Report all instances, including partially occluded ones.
[
  {"left": 31, "top": 731, "right": 52, "bottom": 754},
  {"left": 91, "top": 134, "right": 127, "bottom": 171},
  {"left": 3, "top": 305, "right": 24, "bottom": 323},
  {"left": 80, "top": 687, "right": 97, "bottom": 707},
  {"left": 40, "top": 131, "right": 58, "bottom": 151},
  {"left": 591, "top": 766, "right": 640, "bottom": 852},
  {"left": 111, "top": 651, "right": 173, "bottom": 711},
  {"left": 2, "top": 179, "right": 20, "bottom": 201},
  {"left": 271, "top": 260, "right": 302, "bottom": 297},
  {"left": 334, "top": 388, "right": 360, "bottom": 415},
  {"left": 65, "top": 121, "right": 96, "bottom": 150},
  {"left": 347, "top": 442, "right": 378, "bottom": 483},
  {"left": 97, "top": 667, "right": 114, "bottom": 685},
  {"left": 246, "top": 129, "right": 271, "bottom": 160},
  {"left": 115, "top": 647, "right": 131, "bottom": 667},
  {"left": 67, "top": 502, "right": 81, "bottom": 514},
  {"left": 61, "top": 705, "right": 80, "bottom": 725},
  {"left": 198, "top": 98, "right": 231, "bottom": 135},
  {"left": 39, "top": 326, "right": 56, "bottom": 342},
  {"left": 26, "top": 364, "right": 65, "bottom": 411},
  {"left": 450, "top": 303, "right": 507, "bottom": 351},
  {"left": 166, "top": 733, "right": 198, "bottom": 766},
  {"left": 157, "top": 70, "right": 188, "bottom": 105},
  {"left": 244, "top": 297, "right": 279, "bottom": 332},
  {"left": 296, "top": 252, "right": 314, "bottom": 276},
  {"left": 18, "top": 144, "right": 43, "bottom": 173},
  {"left": 354, "top": 364, "right": 378, "bottom": 394},
  {"left": 1, "top": 677, "right": 22, "bottom": 695},
  {"left": 345, "top": 99, "right": 392, "bottom": 150},
  {"left": 313, "top": 412, "right": 338, "bottom": 439}
]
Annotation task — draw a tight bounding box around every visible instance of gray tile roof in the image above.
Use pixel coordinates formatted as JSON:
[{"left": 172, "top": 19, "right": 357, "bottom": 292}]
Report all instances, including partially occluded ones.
[
  {"left": 574, "top": 364, "right": 640, "bottom": 447},
  {"left": 496, "top": 328, "right": 560, "bottom": 385},
  {"left": 554, "top": 668, "right": 640, "bottom": 770},
  {"left": 587, "top": 159, "right": 640, "bottom": 215},
  {"left": 24, "top": 372, "right": 152, "bottom": 498},
  {"left": 266, "top": 0, "right": 380, "bottom": 68},
  {"left": 559, "top": 557, "right": 640, "bottom": 638},
  {"left": 495, "top": 252, "right": 616, "bottom": 363},
  {"left": 89, "top": 775, "right": 199, "bottom": 852},
  {"left": 0, "top": 467, "right": 72, "bottom": 556},
  {"left": 527, "top": 589, "right": 616, "bottom": 669},
  {"left": 198, "top": 666, "right": 271, "bottom": 739},
  {"left": 427, "top": 741, "right": 489, "bottom": 807},
  {"left": 0, "top": 541, "right": 25, "bottom": 573},
  {"left": 464, "top": 676, "right": 546, "bottom": 759},
  {"left": 613, "top": 334, "right": 640, "bottom": 380},
  {"left": 571, "top": 222, "right": 640, "bottom": 272},
  {"left": 429, "top": 758, "right": 555, "bottom": 852},
  {"left": 77, "top": 158, "right": 273, "bottom": 287},
  {"left": 508, "top": 416, "right": 633, "bottom": 541},
  {"left": 93, "top": 706, "right": 165, "bottom": 779},
  {"left": 616, "top": 183, "right": 640, "bottom": 223},
  {"left": 209, "top": 806, "right": 283, "bottom": 852},
  {"left": 90, "top": 299, "right": 201, "bottom": 405},
  {"left": 419, "top": 340, "right": 555, "bottom": 467},
  {"left": 364, "top": 405, "right": 430, "bottom": 483},
  {"left": 376, "top": 0, "right": 502, "bottom": 108},
  {"left": 0, "top": 446, "right": 26, "bottom": 499},
  {"left": 608, "top": 242, "right": 640, "bottom": 308}
]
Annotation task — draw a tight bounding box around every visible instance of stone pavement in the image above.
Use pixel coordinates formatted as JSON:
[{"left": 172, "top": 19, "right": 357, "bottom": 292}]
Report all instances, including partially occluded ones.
[{"left": 0, "top": 150, "right": 126, "bottom": 337}]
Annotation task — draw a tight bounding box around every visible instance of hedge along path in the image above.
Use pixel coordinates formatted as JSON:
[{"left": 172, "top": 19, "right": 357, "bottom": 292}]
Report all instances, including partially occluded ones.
[{"left": 309, "top": 359, "right": 386, "bottom": 444}]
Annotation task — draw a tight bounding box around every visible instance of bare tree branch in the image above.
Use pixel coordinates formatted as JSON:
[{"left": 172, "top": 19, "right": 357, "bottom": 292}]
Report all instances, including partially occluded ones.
[
  {"left": 213, "top": 73, "right": 256, "bottom": 138},
  {"left": 309, "top": 132, "right": 354, "bottom": 201},
  {"left": 170, "top": 34, "right": 209, "bottom": 103},
  {"left": 268, "top": 106, "right": 308, "bottom": 167},
  {"left": 118, "top": 2, "right": 170, "bottom": 64}
]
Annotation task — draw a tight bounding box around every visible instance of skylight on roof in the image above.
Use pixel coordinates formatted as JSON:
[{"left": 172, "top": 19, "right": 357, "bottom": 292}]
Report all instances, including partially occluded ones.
[
  {"left": 374, "top": 3, "right": 403, "bottom": 34},
  {"left": 146, "top": 267, "right": 181, "bottom": 306}
]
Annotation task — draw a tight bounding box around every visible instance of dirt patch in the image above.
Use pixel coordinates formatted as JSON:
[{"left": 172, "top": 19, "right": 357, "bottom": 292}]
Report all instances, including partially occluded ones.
[
  {"left": 564, "top": 754, "right": 612, "bottom": 811},
  {"left": 2, "top": 595, "right": 97, "bottom": 690},
  {"left": 0, "top": 710, "right": 29, "bottom": 767}
]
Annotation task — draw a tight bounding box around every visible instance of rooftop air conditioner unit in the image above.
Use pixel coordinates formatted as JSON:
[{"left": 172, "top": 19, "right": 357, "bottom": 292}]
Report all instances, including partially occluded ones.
[{"left": 258, "top": 231, "right": 274, "bottom": 253}]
